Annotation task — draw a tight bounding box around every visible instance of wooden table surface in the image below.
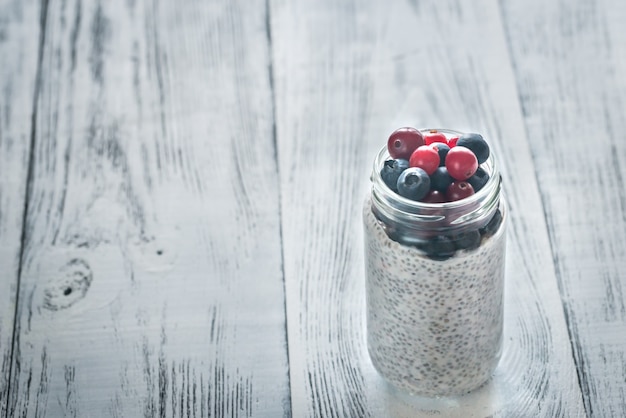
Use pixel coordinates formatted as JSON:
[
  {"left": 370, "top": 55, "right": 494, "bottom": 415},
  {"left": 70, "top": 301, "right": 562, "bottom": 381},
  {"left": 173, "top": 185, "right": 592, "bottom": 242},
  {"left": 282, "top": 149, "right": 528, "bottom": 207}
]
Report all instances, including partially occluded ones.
[{"left": 1, "top": 0, "right": 625, "bottom": 416}]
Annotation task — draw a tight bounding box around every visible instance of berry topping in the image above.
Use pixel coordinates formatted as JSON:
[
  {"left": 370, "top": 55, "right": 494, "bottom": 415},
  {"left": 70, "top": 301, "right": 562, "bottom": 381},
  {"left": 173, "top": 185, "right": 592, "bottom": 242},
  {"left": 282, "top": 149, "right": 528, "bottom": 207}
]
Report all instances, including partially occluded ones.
[
  {"left": 446, "top": 181, "right": 475, "bottom": 201},
  {"left": 445, "top": 146, "right": 478, "bottom": 180},
  {"left": 409, "top": 145, "right": 440, "bottom": 176},
  {"left": 380, "top": 159, "right": 409, "bottom": 192},
  {"left": 453, "top": 230, "right": 481, "bottom": 251},
  {"left": 430, "top": 142, "right": 450, "bottom": 166},
  {"left": 379, "top": 128, "right": 495, "bottom": 204},
  {"left": 425, "top": 235, "right": 456, "bottom": 261},
  {"left": 424, "top": 130, "right": 448, "bottom": 145},
  {"left": 387, "top": 127, "right": 425, "bottom": 159},
  {"left": 468, "top": 167, "right": 490, "bottom": 192},
  {"left": 397, "top": 167, "right": 431, "bottom": 201},
  {"left": 457, "top": 133, "right": 490, "bottom": 164},
  {"left": 421, "top": 190, "right": 446, "bottom": 203},
  {"left": 430, "top": 167, "right": 453, "bottom": 192}
]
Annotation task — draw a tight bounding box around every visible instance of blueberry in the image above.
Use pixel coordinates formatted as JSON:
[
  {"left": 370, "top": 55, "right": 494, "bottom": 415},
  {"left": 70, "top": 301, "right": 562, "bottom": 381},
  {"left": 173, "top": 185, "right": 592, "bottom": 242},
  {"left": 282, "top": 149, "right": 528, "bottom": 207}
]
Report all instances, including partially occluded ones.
[
  {"left": 393, "top": 231, "right": 430, "bottom": 249},
  {"left": 430, "top": 167, "right": 453, "bottom": 192},
  {"left": 397, "top": 167, "right": 430, "bottom": 201},
  {"left": 468, "top": 167, "right": 490, "bottom": 192},
  {"left": 480, "top": 209, "right": 503, "bottom": 237},
  {"left": 453, "top": 230, "right": 481, "bottom": 251},
  {"left": 425, "top": 235, "right": 456, "bottom": 261},
  {"left": 386, "top": 227, "right": 401, "bottom": 243},
  {"left": 380, "top": 159, "right": 409, "bottom": 192},
  {"left": 430, "top": 142, "right": 450, "bottom": 166},
  {"left": 457, "top": 133, "right": 490, "bottom": 164}
]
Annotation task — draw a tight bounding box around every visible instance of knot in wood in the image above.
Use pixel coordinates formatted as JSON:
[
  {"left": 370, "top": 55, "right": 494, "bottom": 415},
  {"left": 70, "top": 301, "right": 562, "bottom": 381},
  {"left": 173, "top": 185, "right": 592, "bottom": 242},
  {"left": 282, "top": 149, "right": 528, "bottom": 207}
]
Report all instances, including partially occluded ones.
[{"left": 43, "top": 258, "right": 93, "bottom": 311}]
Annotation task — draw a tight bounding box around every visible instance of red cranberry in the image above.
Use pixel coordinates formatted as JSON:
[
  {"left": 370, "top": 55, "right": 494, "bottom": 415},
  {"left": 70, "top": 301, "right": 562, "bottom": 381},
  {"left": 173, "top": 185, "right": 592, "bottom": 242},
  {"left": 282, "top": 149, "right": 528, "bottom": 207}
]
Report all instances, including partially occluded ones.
[
  {"left": 421, "top": 190, "right": 446, "bottom": 203},
  {"left": 446, "top": 181, "right": 475, "bottom": 201},
  {"left": 445, "top": 146, "right": 478, "bottom": 180},
  {"left": 409, "top": 145, "right": 440, "bottom": 176},
  {"left": 387, "top": 127, "right": 424, "bottom": 159},
  {"left": 424, "top": 130, "right": 448, "bottom": 145}
]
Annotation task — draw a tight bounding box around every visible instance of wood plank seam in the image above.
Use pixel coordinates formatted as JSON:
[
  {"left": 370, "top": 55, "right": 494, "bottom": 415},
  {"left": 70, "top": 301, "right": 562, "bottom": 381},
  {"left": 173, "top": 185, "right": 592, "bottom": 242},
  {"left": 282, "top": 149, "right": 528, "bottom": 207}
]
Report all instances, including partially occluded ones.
[
  {"left": 4, "top": 0, "right": 50, "bottom": 416},
  {"left": 265, "top": 0, "right": 294, "bottom": 415},
  {"left": 495, "top": 1, "right": 593, "bottom": 416}
]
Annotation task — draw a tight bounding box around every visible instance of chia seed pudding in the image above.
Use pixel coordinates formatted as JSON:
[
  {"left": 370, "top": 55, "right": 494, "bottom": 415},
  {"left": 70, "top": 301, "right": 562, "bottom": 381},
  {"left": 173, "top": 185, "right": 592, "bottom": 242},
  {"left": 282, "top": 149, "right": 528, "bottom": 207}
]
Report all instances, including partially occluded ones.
[{"left": 364, "top": 128, "right": 507, "bottom": 397}]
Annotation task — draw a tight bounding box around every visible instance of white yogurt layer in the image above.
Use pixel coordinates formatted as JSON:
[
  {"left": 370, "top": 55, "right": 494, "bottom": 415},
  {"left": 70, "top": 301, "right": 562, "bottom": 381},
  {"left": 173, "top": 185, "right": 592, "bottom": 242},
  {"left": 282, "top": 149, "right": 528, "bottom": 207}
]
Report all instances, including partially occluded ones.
[{"left": 364, "top": 198, "right": 506, "bottom": 396}]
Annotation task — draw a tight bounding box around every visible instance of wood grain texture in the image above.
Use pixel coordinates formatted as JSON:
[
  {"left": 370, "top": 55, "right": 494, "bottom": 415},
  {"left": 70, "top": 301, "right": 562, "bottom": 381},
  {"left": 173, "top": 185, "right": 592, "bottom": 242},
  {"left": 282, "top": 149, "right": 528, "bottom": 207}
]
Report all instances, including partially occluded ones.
[
  {"left": 7, "top": 0, "right": 290, "bottom": 416},
  {"left": 500, "top": 0, "right": 626, "bottom": 416},
  {"left": 0, "top": 0, "right": 41, "bottom": 414},
  {"left": 270, "top": 0, "right": 586, "bottom": 416}
]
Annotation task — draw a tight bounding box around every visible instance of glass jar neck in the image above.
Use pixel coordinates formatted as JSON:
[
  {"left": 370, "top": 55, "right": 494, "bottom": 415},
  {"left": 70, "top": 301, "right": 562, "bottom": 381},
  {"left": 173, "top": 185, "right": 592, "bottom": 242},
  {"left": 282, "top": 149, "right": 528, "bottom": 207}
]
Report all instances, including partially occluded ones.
[{"left": 370, "top": 129, "right": 501, "bottom": 236}]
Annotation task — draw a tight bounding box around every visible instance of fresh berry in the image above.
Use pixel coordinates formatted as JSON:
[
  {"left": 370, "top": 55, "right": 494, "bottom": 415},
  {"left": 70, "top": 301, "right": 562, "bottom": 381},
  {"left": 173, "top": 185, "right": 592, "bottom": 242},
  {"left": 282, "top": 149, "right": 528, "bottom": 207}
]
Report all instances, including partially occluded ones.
[
  {"left": 468, "top": 167, "right": 490, "bottom": 192},
  {"left": 448, "top": 136, "right": 459, "bottom": 147},
  {"left": 421, "top": 190, "right": 446, "bottom": 203},
  {"left": 424, "top": 130, "right": 447, "bottom": 145},
  {"left": 445, "top": 146, "right": 478, "bottom": 180},
  {"left": 430, "top": 142, "right": 450, "bottom": 166},
  {"left": 387, "top": 127, "right": 425, "bottom": 159},
  {"left": 392, "top": 230, "right": 429, "bottom": 248},
  {"left": 480, "top": 209, "right": 503, "bottom": 237},
  {"left": 457, "top": 133, "right": 490, "bottom": 164},
  {"left": 446, "top": 181, "right": 475, "bottom": 201},
  {"left": 425, "top": 235, "right": 456, "bottom": 261},
  {"left": 430, "top": 167, "right": 453, "bottom": 192},
  {"left": 380, "top": 159, "right": 409, "bottom": 192},
  {"left": 409, "top": 145, "right": 440, "bottom": 175},
  {"left": 453, "top": 230, "right": 481, "bottom": 251},
  {"left": 397, "top": 167, "right": 431, "bottom": 201}
]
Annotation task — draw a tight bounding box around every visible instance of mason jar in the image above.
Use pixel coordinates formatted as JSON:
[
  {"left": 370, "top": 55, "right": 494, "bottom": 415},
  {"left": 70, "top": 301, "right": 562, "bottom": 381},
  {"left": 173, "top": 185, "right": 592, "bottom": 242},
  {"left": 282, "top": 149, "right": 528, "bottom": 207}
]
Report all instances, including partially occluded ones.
[{"left": 363, "top": 128, "right": 507, "bottom": 397}]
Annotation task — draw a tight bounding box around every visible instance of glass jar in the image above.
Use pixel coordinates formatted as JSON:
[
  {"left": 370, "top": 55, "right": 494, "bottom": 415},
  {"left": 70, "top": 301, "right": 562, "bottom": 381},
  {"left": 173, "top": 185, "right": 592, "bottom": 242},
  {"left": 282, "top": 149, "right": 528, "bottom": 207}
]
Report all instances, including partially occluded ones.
[{"left": 363, "top": 128, "right": 507, "bottom": 397}]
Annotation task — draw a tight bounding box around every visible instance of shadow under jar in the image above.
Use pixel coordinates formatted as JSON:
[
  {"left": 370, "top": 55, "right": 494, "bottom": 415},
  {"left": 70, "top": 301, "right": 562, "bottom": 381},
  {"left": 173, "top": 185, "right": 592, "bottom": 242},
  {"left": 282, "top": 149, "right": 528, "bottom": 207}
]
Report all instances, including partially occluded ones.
[{"left": 363, "top": 128, "right": 507, "bottom": 397}]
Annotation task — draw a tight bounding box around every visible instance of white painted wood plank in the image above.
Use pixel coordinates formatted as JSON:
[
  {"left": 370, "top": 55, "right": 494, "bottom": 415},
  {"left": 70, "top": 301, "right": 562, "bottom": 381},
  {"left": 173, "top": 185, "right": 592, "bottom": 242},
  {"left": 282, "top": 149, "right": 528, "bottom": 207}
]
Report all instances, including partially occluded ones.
[
  {"left": 7, "top": 0, "right": 290, "bottom": 416},
  {"left": 0, "top": 0, "right": 41, "bottom": 413},
  {"left": 270, "top": 0, "right": 585, "bottom": 416},
  {"left": 500, "top": 0, "right": 626, "bottom": 416}
]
